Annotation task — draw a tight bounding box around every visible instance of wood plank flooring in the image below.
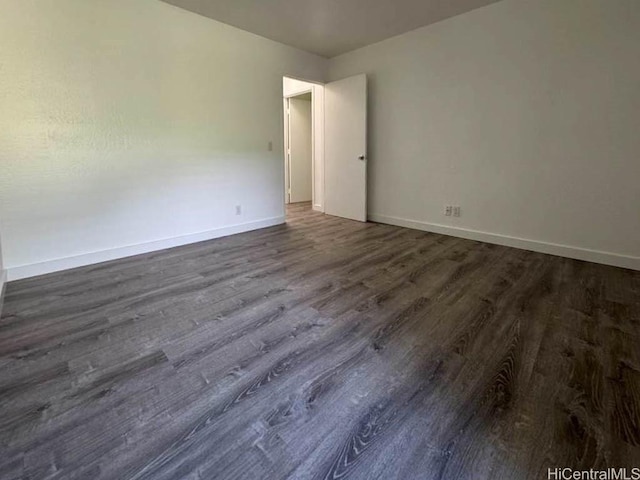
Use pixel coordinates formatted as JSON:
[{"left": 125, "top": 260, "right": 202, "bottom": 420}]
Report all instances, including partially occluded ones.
[{"left": 1, "top": 202, "right": 639, "bottom": 479}]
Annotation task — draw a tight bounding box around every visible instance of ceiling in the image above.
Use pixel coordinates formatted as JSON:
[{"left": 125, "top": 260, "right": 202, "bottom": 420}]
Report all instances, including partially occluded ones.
[{"left": 160, "top": 0, "right": 502, "bottom": 58}]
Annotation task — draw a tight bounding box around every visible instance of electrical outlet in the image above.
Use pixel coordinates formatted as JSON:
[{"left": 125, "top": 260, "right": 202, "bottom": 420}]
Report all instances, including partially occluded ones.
[
  {"left": 444, "top": 205, "right": 452, "bottom": 217},
  {"left": 235, "top": 205, "right": 242, "bottom": 215},
  {"left": 453, "top": 206, "right": 461, "bottom": 217},
  {"left": 268, "top": 141, "right": 273, "bottom": 152}
]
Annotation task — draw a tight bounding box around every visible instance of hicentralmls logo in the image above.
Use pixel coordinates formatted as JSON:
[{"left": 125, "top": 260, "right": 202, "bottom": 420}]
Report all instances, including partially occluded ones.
[{"left": 548, "top": 468, "right": 640, "bottom": 480}]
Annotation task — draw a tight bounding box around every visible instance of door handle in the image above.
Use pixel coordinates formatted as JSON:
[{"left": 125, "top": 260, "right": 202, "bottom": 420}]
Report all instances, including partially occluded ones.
[{"left": 358, "top": 155, "right": 366, "bottom": 161}]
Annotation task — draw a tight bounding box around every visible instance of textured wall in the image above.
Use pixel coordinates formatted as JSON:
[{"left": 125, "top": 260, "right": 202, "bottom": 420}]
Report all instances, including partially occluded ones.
[
  {"left": 329, "top": 0, "right": 640, "bottom": 267},
  {"left": 0, "top": 0, "right": 327, "bottom": 278}
]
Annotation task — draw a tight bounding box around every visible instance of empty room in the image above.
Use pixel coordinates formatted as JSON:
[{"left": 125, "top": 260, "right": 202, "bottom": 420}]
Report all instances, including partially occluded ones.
[{"left": 1, "top": 0, "right": 639, "bottom": 479}]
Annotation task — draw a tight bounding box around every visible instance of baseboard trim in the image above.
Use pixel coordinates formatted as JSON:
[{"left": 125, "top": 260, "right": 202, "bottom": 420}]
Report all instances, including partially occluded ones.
[
  {"left": 368, "top": 213, "right": 640, "bottom": 271},
  {"left": 7, "top": 216, "right": 286, "bottom": 281},
  {"left": 0, "top": 269, "right": 7, "bottom": 318}
]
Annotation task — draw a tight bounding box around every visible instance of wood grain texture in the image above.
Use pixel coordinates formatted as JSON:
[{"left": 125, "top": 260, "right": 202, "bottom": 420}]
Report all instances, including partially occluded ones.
[{"left": 1, "top": 202, "right": 639, "bottom": 479}]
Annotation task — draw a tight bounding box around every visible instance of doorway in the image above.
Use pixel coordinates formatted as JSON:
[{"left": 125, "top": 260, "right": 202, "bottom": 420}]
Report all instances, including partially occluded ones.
[
  {"left": 282, "top": 74, "right": 367, "bottom": 222},
  {"left": 286, "top": 93, "right": 312, "bottom": 204},
  {"left": 283, "top": 77, "right": 324, "bottom": 215}
]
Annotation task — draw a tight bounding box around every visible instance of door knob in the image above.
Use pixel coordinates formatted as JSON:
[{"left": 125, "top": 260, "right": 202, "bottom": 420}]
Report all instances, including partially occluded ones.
[{"left": 358, "top": 155, "right": 366, "bottom": 161}]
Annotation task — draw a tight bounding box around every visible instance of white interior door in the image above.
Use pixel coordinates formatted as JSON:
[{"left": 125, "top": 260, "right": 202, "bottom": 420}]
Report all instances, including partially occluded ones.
[
  {"left": 288, "top": 97, "right": 313, "bottom": 203},
  {"left": 324, "top": 74, "right": 367, "bottom": 222}
]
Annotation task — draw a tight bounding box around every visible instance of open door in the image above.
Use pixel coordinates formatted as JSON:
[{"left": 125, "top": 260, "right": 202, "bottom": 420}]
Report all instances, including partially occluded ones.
[{"left": 324, "top": 74, "right": 367, "bottom": 222}]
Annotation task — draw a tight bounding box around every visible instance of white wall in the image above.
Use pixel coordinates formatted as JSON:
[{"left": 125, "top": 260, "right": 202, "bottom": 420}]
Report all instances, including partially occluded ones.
[
  {"left": 0, "top": 0, "right": 327, "bottom": 280},
  {"left": 283, "top": 78, "right": 325, "bottom": 211},
  {"left": 283, "top": 78, "right": 313, "bottom": 97},
  {"left": 288, "top": 98, "right": 313, "bottom": 203},
  {"left": 329, "top": 0, "right": 640, "bottom": 270}
]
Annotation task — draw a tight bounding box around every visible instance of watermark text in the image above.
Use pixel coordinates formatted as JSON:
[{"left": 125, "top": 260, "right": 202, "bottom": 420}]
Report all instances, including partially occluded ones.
[{"left": 548, "top": 468, "right": 640, "bottom": 480}]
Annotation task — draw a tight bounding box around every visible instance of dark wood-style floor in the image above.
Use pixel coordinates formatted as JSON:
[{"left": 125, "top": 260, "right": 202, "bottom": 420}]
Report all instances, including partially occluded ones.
[{"left": 1, "top": 202, "right": 639, "bottom": 479}]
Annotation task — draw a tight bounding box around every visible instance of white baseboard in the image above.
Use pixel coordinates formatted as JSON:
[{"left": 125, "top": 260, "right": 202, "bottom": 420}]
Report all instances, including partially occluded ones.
[
  {"left": 7, "top": 216, "right": 285, "bottom": 281},
  {"left": 0, "top": 269, "right": 7, "bottom": 317},
  {"left": 368, "top": 213, "right": 640, "bottom": 271}
]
